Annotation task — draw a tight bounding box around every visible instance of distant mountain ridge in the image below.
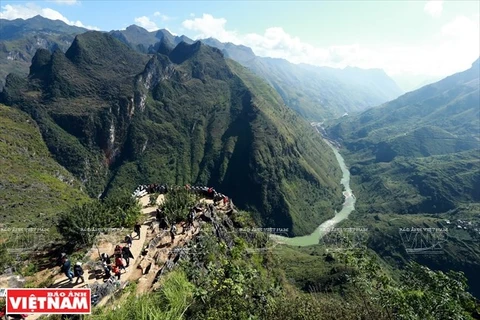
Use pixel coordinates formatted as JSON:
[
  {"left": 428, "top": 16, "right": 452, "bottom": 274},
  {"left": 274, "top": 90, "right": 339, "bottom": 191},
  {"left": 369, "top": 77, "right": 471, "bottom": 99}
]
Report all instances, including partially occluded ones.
[
  {"left": 0, "top": 15, "right": 87, "bottom": 41},
  {"left": 109, "top": 25, "right": 194, "bottom": 53},
  {"left": 200, "top": 38, "right": 404, "bottom": 120}
]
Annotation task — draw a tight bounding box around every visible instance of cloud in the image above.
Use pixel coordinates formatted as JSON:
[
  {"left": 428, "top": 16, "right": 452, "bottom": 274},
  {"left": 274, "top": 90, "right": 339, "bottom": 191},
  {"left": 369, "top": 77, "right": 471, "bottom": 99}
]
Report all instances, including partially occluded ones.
[
  {"left": 0, "top": 3, "right": 99, "bottom": 30},
  {"left": 181, "top": 13, "right": 479, "bottom": 78},
  {"left": 153, "top": 11, "right": 172, "bottom": 22},
  {"left": 182, "top": 14, "right": 240, "bottom": 43},
  {"left": 47, "top": 0, "right": 79, "bottom": 5},
  {"left": 134, "top": 16, "right": 159, "bottom": 32},
  {"left": 424, "top": 0, "right": 443, "bottom": 18}
]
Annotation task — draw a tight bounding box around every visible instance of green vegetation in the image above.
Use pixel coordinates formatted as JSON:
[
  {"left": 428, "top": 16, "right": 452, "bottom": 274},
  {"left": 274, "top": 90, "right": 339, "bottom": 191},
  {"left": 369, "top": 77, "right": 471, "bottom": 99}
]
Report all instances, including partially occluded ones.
[
  {"left": 0, "top": 104, "right": 88, "bottom": 227},
  {"left": 84, "top": 219, "right": 479, "bottom": 319},
  {"left": 91, "top": 270, "right": 194, "bottom": 320},
  {"left": 57, "top": 191, "right": 141, "bottom": 246},
  {"left": 346, "top": 150, "right": 480, "bottom": 214},
  {"left": 339, "top": 212, "right": 480, "bottom": 298},
  {"left": 162, "top": 188, "right": 198, "bottom": 223},
  {"left": 322, "top": 61, "right": 480, "bottom": 300}
]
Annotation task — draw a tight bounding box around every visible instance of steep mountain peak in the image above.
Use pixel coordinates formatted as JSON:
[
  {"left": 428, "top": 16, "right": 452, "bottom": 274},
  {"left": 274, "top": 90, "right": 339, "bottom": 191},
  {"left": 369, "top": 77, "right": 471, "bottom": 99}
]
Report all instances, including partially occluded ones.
[
  {"left": 29, "top": 15, "right": 47, "bottom": 21},
  {"left": 178, "top": 35, "right": 194, "bottom": 44},
  {"left": 155, "top": 28, "right": 174, "bottom": 38},
  {"left": 29, "top": 48, "right": 52, "bottom": 79},
  {"left": 169, "top": 40, "right": 204, "bottom": 64},
  {"left": 203, "top": 37, "right": 224, "bottom": 48},
  {"left": 126, "top": 24, "right": 149, "bottom": 33},
  {"left": 155, "top": 36, "right": 175, "bottom": 56},
  {"left": 65, "top": 31, "right": 138, "bottom": 65}
]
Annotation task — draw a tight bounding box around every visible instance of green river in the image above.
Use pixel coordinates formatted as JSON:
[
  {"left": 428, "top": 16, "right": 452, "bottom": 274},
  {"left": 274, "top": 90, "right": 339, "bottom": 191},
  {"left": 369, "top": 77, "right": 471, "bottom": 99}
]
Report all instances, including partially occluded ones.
[{"left": 271, "top": 139, "right": 356, "bottom": 246}]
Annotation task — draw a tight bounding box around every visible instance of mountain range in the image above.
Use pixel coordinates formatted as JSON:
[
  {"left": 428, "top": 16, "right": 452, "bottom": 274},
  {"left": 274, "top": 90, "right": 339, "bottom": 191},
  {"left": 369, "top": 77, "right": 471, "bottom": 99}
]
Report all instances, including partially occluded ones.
[
  {"left": 327, "top": 58, "right": 480, "bottom": 215},
  {"left": 0, "top": 15, "right": 87, "bottom": 90},
  {"left": 0, "top": 30, "right": 344, "bottom": 236},
  {"left": 1, "top": 14, "right": 480, "bottom": 307},
  {"left": 201, "top": 37, "right": 403, "bottom": 119},
  {"left": 1, "top": 16, "right": 404, "bottom": 120}
]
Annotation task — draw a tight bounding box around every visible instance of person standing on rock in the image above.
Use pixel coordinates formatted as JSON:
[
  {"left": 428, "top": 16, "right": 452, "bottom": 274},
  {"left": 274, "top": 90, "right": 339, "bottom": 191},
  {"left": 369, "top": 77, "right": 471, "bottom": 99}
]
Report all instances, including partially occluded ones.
[
  {"left": 112, "top": 265, "right": 121, "bottom": 280},
  {"left": 121, "top": 246, "right": 134, "bottom": 267},
  {"left": 125, "top": 234, "right": 132, "bottom": 248},
  {"left": 60, "top": 256, "right": 74, "bottom": 283},
  {"left": 73, "top": 262, "right": 84, "bottom": 284},
  {"left": 170, "top": 224, "right": 177, "bottom": 244},
  {"left": 160, "top": 215, "right": 169, "bottom": 230},
  {"left": 186, "top": 209, "right": 196, "bottom": 232},
  {"left": 101, "top": 252, "right": 111, "bottom": 265},
  {"left": 208, "top": 203, "right": 215, "bottom": 215},
  {"left": 115, "top": 255, "right": 126, "bottom": 273},
  {"left": 134, "top": 223, "right": 141, "bottom": 239},
  {"left": 102, "top": 262, "right": 112, "bottom": 280}
]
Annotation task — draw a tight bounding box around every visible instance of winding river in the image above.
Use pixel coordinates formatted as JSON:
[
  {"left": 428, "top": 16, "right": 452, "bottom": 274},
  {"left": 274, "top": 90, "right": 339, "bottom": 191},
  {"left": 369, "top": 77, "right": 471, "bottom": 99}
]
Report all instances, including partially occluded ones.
[{"left": 271, "top": 137, "right": 356, "bottom": 246}]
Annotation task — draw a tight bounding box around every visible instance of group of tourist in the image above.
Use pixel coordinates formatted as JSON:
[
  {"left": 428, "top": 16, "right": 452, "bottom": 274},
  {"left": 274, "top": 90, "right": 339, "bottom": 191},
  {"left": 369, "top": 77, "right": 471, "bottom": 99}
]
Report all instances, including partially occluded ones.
[
  {"left": 133, "top": 183, "right": 230, "bottom": 204},
  {"left": 155, "top": 205, "right": 201, "bottom": 244},
  {"left": 56, "top": 184, "right": 231, "bottom": 285},
  {"left": 99, "top": 227, "right": 138, "bottom": 281}
]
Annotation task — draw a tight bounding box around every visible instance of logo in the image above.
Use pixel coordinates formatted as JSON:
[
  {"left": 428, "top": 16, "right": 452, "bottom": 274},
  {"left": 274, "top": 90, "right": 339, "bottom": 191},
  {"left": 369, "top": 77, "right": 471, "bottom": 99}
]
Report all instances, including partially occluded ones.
[
  {"left": 399, "top": 227, "right": 448, "bottom": 255},
  {"left": 6, "top": 288, "right": 91, "bottom": 314}
]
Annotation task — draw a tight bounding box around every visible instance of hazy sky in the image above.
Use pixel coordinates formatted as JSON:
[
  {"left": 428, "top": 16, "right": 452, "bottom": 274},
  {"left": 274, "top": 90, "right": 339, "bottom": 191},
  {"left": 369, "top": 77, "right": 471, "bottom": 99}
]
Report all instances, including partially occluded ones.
[{"left": 1, "top": 0, "right": 479, "bottom": 85}]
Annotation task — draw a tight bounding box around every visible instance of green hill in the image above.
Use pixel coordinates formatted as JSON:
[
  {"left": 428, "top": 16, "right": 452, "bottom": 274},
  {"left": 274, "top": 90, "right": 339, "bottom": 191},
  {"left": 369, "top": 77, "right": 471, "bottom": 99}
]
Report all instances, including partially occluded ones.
[
  {"left": 1, "top": 31, "right": 343, "bottom": 236},
  {"left": 0, "top": 104, "right": 87, "bottom": 227},
  {"left": 327, "top": 58, "right": 480, "bottom": 215}
]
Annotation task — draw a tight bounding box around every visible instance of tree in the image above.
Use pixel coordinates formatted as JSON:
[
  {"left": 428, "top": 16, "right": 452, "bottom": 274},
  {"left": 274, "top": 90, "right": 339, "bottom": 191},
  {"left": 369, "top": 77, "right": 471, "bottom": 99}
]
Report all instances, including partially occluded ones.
[{"left": 57, "top": 193, "right": 141, "bottom": 246}]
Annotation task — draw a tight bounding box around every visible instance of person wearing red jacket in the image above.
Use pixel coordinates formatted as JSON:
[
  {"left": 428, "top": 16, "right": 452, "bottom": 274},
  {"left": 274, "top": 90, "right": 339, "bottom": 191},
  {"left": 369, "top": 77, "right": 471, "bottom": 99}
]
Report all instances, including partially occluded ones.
[{"left": 115, "top": 256, "right": 126, "bottom": 272}]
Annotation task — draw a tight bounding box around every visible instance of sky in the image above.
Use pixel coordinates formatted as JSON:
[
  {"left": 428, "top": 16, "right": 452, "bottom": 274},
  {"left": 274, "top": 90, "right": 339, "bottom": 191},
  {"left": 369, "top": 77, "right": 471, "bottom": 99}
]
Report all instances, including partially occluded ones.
[{"left": 1, "top": 0, "right": 479, "bottom": 90}]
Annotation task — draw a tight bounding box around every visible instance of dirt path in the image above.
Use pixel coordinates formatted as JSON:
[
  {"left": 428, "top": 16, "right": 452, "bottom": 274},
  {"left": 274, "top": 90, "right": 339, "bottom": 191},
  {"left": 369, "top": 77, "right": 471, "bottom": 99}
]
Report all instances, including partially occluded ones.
[
  {"left": 24, "top": 196, "right": 160, "bottom": 319},
  {"left": 135, "top": 217, "right": 202, "bottom": 294},
  {"left": 23, "top": 193, "right": 216, "bottom": 318}
]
